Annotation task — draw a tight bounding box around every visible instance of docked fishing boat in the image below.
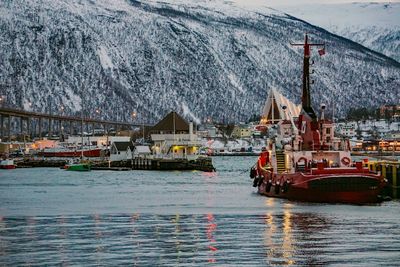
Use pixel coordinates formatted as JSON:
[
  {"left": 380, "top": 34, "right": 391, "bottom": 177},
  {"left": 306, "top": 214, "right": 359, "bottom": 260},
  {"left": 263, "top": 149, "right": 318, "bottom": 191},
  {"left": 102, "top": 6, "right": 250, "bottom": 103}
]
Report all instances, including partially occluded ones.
[
  {"left": 250, "top": 34, "right": 386, "bottom": 204},
  {"left": 64, "top": 159, "right": 91, "bottom": 171},
  {"left": 39, "top": 146, "right": 102, "bottom": 157},
  {"left": 0, "top": 159, "right": 16, "bottom": 169}
]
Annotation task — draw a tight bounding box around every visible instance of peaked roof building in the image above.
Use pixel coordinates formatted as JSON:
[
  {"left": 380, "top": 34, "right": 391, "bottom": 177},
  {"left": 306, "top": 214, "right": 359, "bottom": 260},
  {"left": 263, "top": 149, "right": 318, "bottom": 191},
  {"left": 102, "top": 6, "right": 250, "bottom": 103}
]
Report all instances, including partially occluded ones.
[
  {"left": 150, "top": 111, "right": 190, "bottom": 134},
  {"left": 259, "top": 88, "right": 301, "bottom": 125}
]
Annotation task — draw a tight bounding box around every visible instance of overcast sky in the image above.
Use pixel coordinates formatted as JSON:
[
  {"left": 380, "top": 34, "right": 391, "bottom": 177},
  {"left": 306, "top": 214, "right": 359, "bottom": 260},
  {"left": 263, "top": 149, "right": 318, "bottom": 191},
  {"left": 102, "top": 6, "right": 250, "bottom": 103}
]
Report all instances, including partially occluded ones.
[{"left": 232, "top": 0, "right": 400, "bottom": 7}]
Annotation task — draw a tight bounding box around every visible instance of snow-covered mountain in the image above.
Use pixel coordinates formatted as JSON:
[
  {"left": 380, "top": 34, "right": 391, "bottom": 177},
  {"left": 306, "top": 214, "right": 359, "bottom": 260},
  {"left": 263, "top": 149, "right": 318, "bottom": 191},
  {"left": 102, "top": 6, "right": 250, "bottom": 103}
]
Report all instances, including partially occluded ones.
[
  {"left": 278, "top": 2, "right": 400, "bottom": 62},
  {"left": 0, "top": 0, "right": 399, "bottom": 124}
]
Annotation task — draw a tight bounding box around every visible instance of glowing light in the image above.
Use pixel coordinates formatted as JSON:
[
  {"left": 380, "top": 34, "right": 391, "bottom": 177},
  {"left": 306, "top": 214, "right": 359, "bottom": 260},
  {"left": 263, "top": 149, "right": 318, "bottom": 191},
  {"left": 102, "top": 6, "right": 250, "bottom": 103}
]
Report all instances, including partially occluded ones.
[{"left": 265, "top": 198, "right": 275, "bottom": 207}]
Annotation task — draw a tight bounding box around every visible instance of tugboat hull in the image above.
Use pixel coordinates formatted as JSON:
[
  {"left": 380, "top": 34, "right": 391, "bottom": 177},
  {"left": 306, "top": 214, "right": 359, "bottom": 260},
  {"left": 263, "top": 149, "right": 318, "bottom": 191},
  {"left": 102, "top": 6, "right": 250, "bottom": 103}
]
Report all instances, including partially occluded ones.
[{"left": 258, "top": 173, "right": 386, "bottom": 204}]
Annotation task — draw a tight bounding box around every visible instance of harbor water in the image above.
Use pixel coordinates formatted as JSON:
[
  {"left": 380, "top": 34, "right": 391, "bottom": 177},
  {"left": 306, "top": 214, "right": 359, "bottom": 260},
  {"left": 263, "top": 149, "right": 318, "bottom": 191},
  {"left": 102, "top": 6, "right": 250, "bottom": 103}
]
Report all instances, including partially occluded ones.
[{"left": 0, "top": 156, "right": 399, "bottom": 266}]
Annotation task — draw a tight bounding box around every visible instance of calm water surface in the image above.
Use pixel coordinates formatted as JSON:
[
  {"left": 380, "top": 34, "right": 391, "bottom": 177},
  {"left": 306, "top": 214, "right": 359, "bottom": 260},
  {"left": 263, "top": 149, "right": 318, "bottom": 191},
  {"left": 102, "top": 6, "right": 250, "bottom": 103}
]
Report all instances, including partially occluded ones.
[{"left": 0, "top": 156, "right": 399, "bottom": 266}]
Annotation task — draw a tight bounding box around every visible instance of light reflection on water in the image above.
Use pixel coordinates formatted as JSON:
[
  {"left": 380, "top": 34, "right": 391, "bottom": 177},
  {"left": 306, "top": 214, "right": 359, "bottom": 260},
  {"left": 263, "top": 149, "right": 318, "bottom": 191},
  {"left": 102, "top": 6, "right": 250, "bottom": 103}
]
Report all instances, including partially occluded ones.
[
  {"left": 0, "top": 156, "right": 400, "bottom": 266},
  {"left": 1, "top": 211, "right": 399, "bottom": 266},
  {"left": 0, "top": 212, "right": 400, "bottom": 266}
]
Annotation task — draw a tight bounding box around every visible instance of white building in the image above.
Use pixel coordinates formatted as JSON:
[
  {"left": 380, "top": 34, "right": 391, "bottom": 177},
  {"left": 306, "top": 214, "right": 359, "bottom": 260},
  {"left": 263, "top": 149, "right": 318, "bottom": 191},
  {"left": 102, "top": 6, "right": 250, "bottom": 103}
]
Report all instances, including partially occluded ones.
[
  {"left": 150, "top": 112, "right": 202, "bottom": 160},
  {"left": 132, "top": 145, "right": 152, "bottom": 158},
  {"left": 110, "top": 141, "right": 134, "bottom": 161},
  {"left": 336, "top": 123, "right": 356, "bottom": 137}
]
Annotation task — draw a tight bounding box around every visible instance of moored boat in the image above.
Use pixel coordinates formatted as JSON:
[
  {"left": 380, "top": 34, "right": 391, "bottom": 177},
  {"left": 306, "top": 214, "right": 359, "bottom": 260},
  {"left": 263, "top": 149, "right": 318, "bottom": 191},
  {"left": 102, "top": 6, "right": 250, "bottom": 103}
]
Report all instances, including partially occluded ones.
[
  {"left": 0, "top": 159, "right": 16, "bottom": 169},
  {"left": 64, "top": 159, "right": 91, "bottom": 171},
  {"left": 39, "top": 146, "right": 102, "bottom": 157},
  {"left": 250, "top": 34, "right": 386, "bottom": 204}
]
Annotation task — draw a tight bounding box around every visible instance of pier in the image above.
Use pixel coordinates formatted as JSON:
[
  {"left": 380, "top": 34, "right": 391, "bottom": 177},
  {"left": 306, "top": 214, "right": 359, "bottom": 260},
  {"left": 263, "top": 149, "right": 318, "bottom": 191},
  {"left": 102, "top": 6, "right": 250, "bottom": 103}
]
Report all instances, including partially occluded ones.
[
  {"left": 15, "top": 157, "right": 215, "bottom": 172},
  {"left": 0, "top": 107, "right": 143, "bottom": 141},
  {"left": 365, "top": 161, "right": 400, "bottom": 199}
]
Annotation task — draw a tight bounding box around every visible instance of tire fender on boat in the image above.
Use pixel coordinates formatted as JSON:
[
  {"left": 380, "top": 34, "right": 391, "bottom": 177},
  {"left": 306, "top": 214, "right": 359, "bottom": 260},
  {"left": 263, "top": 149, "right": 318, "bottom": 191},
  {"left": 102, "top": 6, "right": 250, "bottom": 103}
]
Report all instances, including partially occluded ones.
[
  {"left": 282, "top": 180, "right": 290, "bottom": 193},
  {"left": 274, "top": 181, "right": 280, "bottom": 195},
  {"left": 266, "top": 180, "right": 272, "bottom": 192}
]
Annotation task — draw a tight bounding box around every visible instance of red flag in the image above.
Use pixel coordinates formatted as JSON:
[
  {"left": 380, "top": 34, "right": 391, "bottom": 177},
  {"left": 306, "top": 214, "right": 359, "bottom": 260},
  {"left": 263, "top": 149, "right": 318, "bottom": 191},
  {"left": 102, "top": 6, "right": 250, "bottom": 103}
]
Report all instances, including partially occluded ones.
[{"left": 318, "top": 47, "right": 325, "bottom": 56}]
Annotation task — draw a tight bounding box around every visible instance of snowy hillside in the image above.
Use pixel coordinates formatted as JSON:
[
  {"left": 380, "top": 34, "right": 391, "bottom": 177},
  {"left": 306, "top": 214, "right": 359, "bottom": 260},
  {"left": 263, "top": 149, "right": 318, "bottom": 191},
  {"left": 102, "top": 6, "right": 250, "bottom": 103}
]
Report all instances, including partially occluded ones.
[
  {"left": 0, "top": 0, "right": 399, "bottom": 124},
  {"left": 278, "top": 2, "right": 400, "bottom": 62}
]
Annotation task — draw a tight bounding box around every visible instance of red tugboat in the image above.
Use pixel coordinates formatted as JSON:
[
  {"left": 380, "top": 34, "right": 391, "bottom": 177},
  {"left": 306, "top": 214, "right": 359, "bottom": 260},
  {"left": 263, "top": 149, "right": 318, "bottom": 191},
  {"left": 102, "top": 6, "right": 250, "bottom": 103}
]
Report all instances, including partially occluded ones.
[{"left": 251, "top": 34, "right": 386, "bottom": 204}]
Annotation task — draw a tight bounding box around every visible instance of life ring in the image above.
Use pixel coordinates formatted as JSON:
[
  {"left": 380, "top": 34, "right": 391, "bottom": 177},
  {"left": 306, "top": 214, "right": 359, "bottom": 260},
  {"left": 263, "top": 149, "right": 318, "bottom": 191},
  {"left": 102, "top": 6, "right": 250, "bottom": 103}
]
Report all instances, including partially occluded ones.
[
  {"left": 282, "top": 180, "right": 290, "bottom": 193},
  {"left": 297, "top": 157, "right": 307, "bottom": 164},
  {"left": 341, "top": 157, "right": 351, "bottom": 166}
]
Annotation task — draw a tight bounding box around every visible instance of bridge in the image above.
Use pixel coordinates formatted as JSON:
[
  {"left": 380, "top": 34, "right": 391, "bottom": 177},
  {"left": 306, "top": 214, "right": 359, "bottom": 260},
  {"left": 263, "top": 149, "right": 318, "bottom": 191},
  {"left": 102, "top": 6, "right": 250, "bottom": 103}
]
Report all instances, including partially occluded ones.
[{"left": 0, "top": 107, "right": 146, "bottom": 141}]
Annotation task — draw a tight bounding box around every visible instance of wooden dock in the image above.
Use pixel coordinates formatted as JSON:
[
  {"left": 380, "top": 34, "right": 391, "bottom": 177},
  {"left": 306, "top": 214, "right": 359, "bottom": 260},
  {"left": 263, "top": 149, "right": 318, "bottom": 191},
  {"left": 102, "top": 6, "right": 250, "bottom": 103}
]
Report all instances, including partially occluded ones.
[
  {"left": 92, "top": 157, "right": 215, "bottom": 172},
  {"left": 15, "top": 156, "right": 215, "bottom": 172},
  {"left": 365, "top": 161, "right": 400, "bottom": 199}
]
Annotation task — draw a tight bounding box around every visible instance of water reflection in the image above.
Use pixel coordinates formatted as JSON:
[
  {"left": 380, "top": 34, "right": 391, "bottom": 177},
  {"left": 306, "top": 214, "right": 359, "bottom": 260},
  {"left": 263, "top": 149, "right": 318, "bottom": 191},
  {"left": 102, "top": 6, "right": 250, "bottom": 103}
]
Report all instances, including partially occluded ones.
[
  {"left": 282, "top": 210, "right": 294, "bottom": 265},
  {"left": 130, "top": 213, "right": 140, "bottom": 266},
  {"left": 0, "top": 216, "right": 5, "bottom": 258},
  {"left": 206, "top": 213, "right": 217, "bottom": 263},
  {"left": 0, "top": 211, "right": 398, "bottom": 266},
  {"left": 263, "top": 203, "right": 295, "bottom": 266}
]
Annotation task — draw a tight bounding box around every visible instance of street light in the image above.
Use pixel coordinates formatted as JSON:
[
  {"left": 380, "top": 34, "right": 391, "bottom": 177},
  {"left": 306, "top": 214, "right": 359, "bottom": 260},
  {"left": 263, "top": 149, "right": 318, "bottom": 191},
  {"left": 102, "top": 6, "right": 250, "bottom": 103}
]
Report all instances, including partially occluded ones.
[
  {"left": 0, "top": 95, "right": 5, "bottom": 107},
  {"left": 131, "top": 111, "right": 137, "bottom": 120}
]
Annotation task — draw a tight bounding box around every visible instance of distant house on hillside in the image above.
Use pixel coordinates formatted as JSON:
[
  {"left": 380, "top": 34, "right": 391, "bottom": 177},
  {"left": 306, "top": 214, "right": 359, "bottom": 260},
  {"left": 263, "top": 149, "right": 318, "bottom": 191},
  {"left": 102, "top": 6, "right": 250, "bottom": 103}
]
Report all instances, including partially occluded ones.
[
  {"left": 379, "top": 104, "right": 400, "bottom": 120},
  {"left": 150, "top": 111, "right": 201, "bottom": 159},
  {"left": 336, "top": 123, "right": 356, "bottom": 138},
  {"left": 231, "top": 124, "right": 252, "bottom": 138}
]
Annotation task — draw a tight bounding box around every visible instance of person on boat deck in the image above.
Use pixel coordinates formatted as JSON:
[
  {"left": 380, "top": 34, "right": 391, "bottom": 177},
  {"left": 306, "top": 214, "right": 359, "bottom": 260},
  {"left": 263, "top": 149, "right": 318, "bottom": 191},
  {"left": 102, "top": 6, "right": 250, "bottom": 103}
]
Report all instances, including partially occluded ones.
[{"left": 257, "top": 148, "right": 271, "bottom": 174}]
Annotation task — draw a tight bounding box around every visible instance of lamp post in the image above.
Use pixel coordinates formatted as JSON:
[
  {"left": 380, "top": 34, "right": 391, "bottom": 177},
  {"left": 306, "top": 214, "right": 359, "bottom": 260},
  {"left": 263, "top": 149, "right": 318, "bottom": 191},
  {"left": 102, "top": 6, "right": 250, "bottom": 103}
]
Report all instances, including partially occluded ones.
[
  {"left": 59, "top": 105, "right": 65, "bottom": 141},
  {"left": 131, "top": 111, "right": 137, "bottom": 142}
]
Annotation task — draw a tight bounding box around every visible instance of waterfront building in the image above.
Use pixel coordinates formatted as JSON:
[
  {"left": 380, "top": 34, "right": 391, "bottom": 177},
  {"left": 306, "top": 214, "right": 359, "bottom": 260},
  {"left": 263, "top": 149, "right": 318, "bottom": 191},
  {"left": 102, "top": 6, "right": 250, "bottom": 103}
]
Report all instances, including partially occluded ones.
[
  {"left": 132, "top": 145, "right": 152, "bottom": 158},
  {"left": 150, "top": 112, "right": 201, "bottom": 159},
  {"left": 110, "top": 141, "right": 135, "bottom": 161}
]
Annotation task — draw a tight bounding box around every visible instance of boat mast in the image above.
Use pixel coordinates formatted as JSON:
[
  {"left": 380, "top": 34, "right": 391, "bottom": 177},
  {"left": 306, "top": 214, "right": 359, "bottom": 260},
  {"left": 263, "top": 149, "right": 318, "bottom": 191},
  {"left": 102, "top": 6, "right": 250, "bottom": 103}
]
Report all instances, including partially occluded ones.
[
  {"left": 291, "top": 34, "right": 325, "bottom": 150},
  {"left": 80, "top": 82, "right": 84, "bottom": 159},
  {"left": 291, "top": 34, "right": 324, "bottom": 120}
]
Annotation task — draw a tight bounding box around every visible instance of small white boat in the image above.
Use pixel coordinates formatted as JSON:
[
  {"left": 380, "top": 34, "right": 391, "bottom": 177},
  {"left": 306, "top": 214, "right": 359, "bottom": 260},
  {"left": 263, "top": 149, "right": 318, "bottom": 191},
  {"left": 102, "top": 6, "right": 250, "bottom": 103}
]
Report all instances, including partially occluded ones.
[{"left": 0, "top": 159, "right": 16, "bottom": 169}]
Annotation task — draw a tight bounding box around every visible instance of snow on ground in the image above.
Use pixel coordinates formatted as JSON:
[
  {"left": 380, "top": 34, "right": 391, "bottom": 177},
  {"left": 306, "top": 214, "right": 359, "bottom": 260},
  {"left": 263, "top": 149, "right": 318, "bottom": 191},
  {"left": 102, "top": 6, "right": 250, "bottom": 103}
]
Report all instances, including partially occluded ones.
[
  {"left": 181, "top": 102, "right": 201, "bottom": 124},
  {"left": 97, "top": 45, "right": 114, "bottom": 70},
  {"left": 275, "top": 2, "right": 400, "bottom": 29}
]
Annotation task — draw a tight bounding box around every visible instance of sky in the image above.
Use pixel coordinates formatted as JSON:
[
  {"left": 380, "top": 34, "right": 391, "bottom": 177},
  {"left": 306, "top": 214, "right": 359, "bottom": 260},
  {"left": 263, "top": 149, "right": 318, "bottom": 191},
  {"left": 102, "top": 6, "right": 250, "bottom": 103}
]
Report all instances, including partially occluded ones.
[{"left": 232, "top": 0, "right": 400, "bottom": 7}]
